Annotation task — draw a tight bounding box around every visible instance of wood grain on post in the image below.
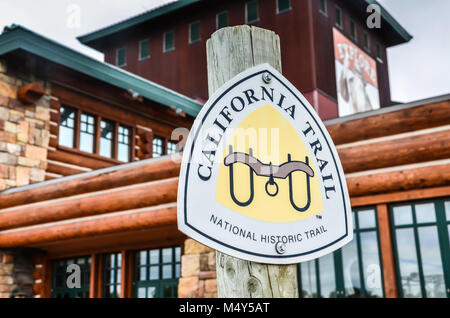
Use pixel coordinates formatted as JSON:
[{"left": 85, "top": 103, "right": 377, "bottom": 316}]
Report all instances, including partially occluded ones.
[{"left": 207, "top": 25, "right": 299, "bottom": 298}]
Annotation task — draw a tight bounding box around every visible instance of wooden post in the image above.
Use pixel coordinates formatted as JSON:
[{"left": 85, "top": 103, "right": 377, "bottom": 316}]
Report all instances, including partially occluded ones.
[{"left": 206, "top": 25, "right": 299, "bottom": 298}]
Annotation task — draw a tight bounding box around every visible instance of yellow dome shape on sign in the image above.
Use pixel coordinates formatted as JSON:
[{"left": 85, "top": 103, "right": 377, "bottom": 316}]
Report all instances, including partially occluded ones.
[{"left": 216, "top": 104, "right": 323, "bottom": 223}]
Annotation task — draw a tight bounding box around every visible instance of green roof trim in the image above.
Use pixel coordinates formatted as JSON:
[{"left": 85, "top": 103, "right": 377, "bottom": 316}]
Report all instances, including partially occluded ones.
[
  {"left": 78, "top": 0, "right": 201, "bottom": 44},
  {"left": 0, "top": 25, "right": 202, "bottom": 117},
  {"left": 365, "top": 0, "right": 412, "bottom": 43}
]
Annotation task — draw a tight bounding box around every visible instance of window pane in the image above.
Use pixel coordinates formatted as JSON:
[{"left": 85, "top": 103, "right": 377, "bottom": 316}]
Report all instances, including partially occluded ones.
[
  {"left": 162, "top": 248, "right": 172, "bottom": 263},
  {"left": 395, "top": 228, "right": 421, "bottom": 297},
  {"left": 358, "top": 209, "right": 376, "bottom": 229},
  {"left": 445, "top": 201, "right": 450, "bottom": 221},
  {"left": 140, "top": 267, "right": 147, "bottom": 281},
  {"left": 80, "top": 113, "right": 95, "bottom": 153},
  {"left": 150, "top": 266, "right": 159, "bottom": 280},
  {"left": 350, "top": 21, "right": 356, "bottom": 40},
  {"left": 167, "top": 141, "right": 177, "bottom": 155},
  {"left": 139, "top": 39, "right": 149, "bottom": 59},
  {"left": 163, "top": 284, "right": 176, "bottom": 298},
  {"left": 189, "top": 21, "right": 200, "bottom": 43},
  {"left": 415, "top": 203, "right": 436, "bottom": 223},
  {"left": 117, "top": 47, "right": 126, "bottom": 66},
  {"left": 147, "top": 286, "right": 156, "bottom": 298},
  {"left": 319, "top": 253, "right": 336, "bottom": 298},
  {"left": 100, "top": 119, "right": 114, "bottom": 158},
  {"left": 59, "top": 106, "right": 76, "bottom": 148},
  {"left": 137, "top": 287, "right": 146, "bottom": 298},
  {"left": 153, "top": 137, "right": 164, "bottom": 157},
  {"left": 162, "top": 265, "right": 172, "bottom": 279},
  {"left": 320, "top": 0, "right": 327, "bottom": 14},
  {"left": 246, "top": 1, "right": 258, "bottom": 23},
  {"left": 300, "top": 261, "right": 317, "bottom": 298},
  {"left": 336, "top": 6, "right": 342, "bottom": 27},
  {"left": 342, "top": 238, "right": 361, "bottom": 297},
  {"left": 150, "top": 250, "right": 159, "bottom": 265},
  {"left": 164, "top": 31, "right": 174, "bottom": 52},
  {"left": 175, "top": 264, "right": 180, "bottom": 278},
  {"left": 175, "top": 247, "right": 181, "bottom": 262},
  {"left": 393, "top": 206, "right": 413, "bottom": 225},
  {"left": 217, "top": 11, "right": 228, "bottom": 29},
  {"left": 277, "top": 0, "right": 290, "bottom": 13},
  {"left": 118, "top": 125, "right": 131, "bottom": 162},
  {"left": 417, "top": 226, "right": 446, "bottom": 297},
  {"left": 139, "top": 251, "right": 147, "bottom": 265},
  {"left": 360, "top": 231, "right": 383, "bottom": 297}
]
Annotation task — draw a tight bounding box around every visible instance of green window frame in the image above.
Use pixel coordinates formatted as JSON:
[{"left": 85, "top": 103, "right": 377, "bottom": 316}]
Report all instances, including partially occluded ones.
[
  {"left": 376, "top": 43, "right": 383, "bottom": 61},
  {"left": 363, "top": 32, "right": 370, "bottom": 51},
  {"left": 350, "top": 20, "right": 357, "bottom": 41},
  {"left": 103, "top": 253, "right": 122, "bottom": 298},
  {"left": 298, "top": 206, "right": 385, "bottom": 298},
  {"left": 163, "top": 31, "right": 174, "bottom": 52},
  {"left": 246, "top": 0, "right": 259, "bottom": 24},
  {"left": 133, "top": 246, "right": 181, "bottom": 298},
  {"left": 335, "top": 5, "right": 343, "bottom": 28},
  {"left": 277, "top": 0, "right": 291, "bottom": 14},
  {"left": 139, "top": 39, "right": 150, "bottom": 60},
  {"left": 319, "top": 0, "right": 327, "bottom": 16},
  {"left": 216, "top": 11, "right": 228, "bottom": 30},
  {"left": 390, "top": 198, "right": 450, "bottom": 298},
  {"left": 116, "top": 47, "right": 126, "bottom": 67},
  {"left": 51, "top": 256, "right": 91, "bottom": 298},
  {"left": 189, "top": 21, "right": 201, "bottom": 44}
]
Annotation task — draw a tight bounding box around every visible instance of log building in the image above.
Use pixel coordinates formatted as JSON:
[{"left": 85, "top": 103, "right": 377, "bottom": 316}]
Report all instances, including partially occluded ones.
[{"left": 0, "top": 0, "right": 449, "bottom": 299}]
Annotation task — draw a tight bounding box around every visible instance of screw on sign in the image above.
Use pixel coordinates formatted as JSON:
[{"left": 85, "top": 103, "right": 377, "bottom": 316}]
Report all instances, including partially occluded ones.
[{"left": 177, "top": 26, "right": 352, "bottom": 297}]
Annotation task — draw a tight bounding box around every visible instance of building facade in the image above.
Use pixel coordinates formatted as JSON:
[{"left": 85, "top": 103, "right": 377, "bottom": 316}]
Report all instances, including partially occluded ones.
[{"left": 0, "top": 0, "right": 449, "bottom": 299}]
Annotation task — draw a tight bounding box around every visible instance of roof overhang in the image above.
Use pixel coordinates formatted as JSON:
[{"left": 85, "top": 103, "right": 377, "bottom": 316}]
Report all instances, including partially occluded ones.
[
  {"left": 77, "top": 0, "right": 201, "bottom": 45},
  {"left": 0, "top": 25, "right": 203, "bottom": 117}
]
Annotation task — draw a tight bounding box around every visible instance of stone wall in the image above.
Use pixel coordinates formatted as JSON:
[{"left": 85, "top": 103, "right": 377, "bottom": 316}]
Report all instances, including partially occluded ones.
[
  {"left": 0, "top": 59, "right": 50, "bottom": 190},
  {"left": 178, "top": 239, "right": 217, "bottom": 298},
  {"left": 0, "top": 58, "right": 51, "bottom": 298},
  {"left": 0, "top": 250, "right": 35, "bottom": 298}
]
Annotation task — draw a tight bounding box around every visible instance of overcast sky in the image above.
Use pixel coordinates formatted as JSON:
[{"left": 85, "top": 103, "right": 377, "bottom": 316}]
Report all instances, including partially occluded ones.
[{"left": 0, "top": 0, "right": 448, "bottom": 103}]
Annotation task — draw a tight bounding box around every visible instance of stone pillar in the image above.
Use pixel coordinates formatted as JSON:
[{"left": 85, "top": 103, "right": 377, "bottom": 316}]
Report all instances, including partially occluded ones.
[
  {"left": 0, "top": 60, "right": 50, "bottom": 190},
  {"left": 178, "top": 239, "right": 217, "bottom": 298},
  {"left": 0, "top": 250, "right": 35, "bottom": 298},
  {"left": 0, "top": 58, "right": 51, "bottom": 297}
]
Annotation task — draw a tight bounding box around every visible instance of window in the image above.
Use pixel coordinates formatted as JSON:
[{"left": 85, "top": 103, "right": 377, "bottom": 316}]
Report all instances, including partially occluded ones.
[
  {"left": 79, "top": 113, "right": 95, "bottom": 153},
  {"left": 139, "top": 39, "right": 150, "bottom": 60},
  {"left": 163, "top": 31, "right": 174, "bottom": 52},
  {"left": 58, "top": 107, "right": 134, "bottom": 162},
  {"left": 364, "top": 32, "right": 370, "bottom": 51},
  {"left": 246, "top": 0, "right": 259, "bottom": 24},
  {"left": 390, "top": 198, "right": 450, "bottom": 298},
  {"left": 350, "top": 20, "right": 357, "bottom": 41},
  {"left": 319, "top": 0, "right": 327, "bottom": 15},
  {"left": 167, "top": 141, "right": 177, "bottom": 155},
  {"left": 100, "top": 119, "right": 114, "bottom": 158},
  {"left": 153, "top": 136, "right": 164, "bottom": 158},
  {"left": 299, "top": 207, "right": 384, "bottom": 298},
  {"left": 335, "top": 6, "right": 343, "bottom": 28},
  {"left": 116, "top": 47, "right": 126, "bottom": 67},
  {"left": 58, "top": 106, "right": 76, "bottom": 148},
  {"left": 118, "top": 125, "right": 131, "bottom": 162},
  {"left": 277, "top": 0, "right": 290, "bottom": 13},
  {"left": 103, "top": 253, "right": 122, "bottom": 298},
  {"left": 216, "top": 11, "right": 228, "bottom": 29},
  {"left": 376, "top": 43, "right": 383, "bottom": 61},
  {"left": 189, "top": 21, "right": 200, "bottom": 44},
  {"left": 51, "top": 256, "right": 91, "bottom": 298},
  {"left": 134, "top": 247, "right": 181, "bottom": 298}
]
